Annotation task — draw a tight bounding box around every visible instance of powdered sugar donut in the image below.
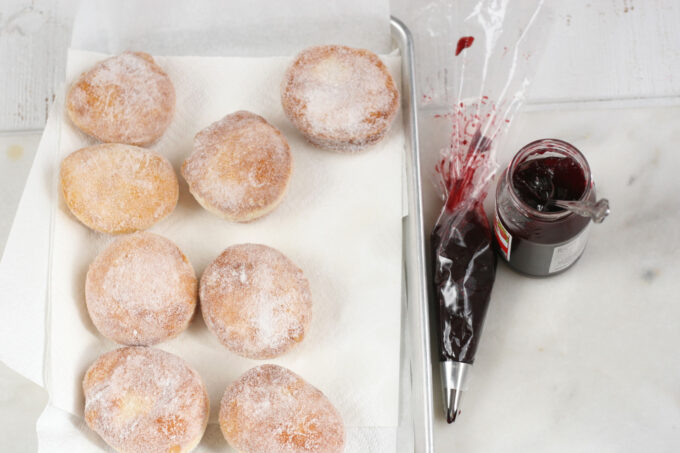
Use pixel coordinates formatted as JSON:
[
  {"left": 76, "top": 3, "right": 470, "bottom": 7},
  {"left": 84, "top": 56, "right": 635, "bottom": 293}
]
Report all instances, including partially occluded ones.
[
  {"left": 182, "top": 111, "right": 292, "bottom": 222},
  {"left": 66, "top": 51, "right": 175, "bottom": 146},
  {"left": 220, "top": 364, "right": 345, "bottom": 453},
  {"left": 60, "top": 143, "right": 178, "bottom": 234},
  {"left": 200, "top": 244, "right": 311, "bottom": 359},
  {"left": 86, "top": 232, "right": 197, "bottom": 346},
  {"left": 83, "top": 347, "right": 209, "bottom": 453},
  {"left": 281, "top": 45, "right": 400, "bottom": 152}
]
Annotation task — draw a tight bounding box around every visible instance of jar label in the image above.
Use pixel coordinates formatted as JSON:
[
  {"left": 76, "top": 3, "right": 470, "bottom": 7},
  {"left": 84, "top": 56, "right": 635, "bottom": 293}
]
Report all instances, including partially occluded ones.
[
  {"left": 548, "top": 224, "right": 591, "bottom": 273},
  {"left": 494, "top": 211, "right": 512, "bottom": 261}
]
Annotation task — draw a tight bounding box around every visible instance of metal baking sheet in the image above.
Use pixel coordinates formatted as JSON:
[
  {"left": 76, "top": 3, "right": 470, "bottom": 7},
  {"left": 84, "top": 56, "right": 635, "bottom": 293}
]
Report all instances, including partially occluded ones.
[
  {"left": 35, "top": 15, "right": 432, "bottom": 453},
  {"left": 391, "top": 16, "right": 435, "bottom": 453}
]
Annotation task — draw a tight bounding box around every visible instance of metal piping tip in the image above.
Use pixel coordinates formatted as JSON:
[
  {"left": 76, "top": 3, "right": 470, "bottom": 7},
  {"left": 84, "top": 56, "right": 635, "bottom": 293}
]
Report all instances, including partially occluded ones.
[
  {"left": 446, "top": 409, "right": 458, "bottom": 424},
  {"left": 441, "top": 361, "right": 470, "bottom": 424},
  {"left": 446, "top": 387, "right": 463, "bottom": 423}
]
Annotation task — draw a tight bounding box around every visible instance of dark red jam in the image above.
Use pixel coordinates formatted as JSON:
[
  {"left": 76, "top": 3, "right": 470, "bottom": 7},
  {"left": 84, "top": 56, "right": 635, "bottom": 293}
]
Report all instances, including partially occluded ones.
[
  {"left": 513, "top": 156, "right": 587, "bottom": 212},
  {"left": 494, "top": 139, "right": 595, "bottom": 276},
  {"left": 432, "top": 205, "right": 496, "bottom": 363},
  {"left": 455, "top": 36, "right": 475, "bottom": 56}
]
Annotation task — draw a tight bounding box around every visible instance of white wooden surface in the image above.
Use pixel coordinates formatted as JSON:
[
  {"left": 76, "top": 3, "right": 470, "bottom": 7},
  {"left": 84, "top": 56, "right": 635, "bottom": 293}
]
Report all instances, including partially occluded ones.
[
  {"left": 529, "top": 0, "right": 680, "bottom": 103},
  {"left": 2, "top": 0, "right": 680, "bottom": 133},
  {"left": 1, "top": 0, "right": 680, "bottom": 452},
  {"left": 0, "top": 0, "right": 76, "bottom": 132}
]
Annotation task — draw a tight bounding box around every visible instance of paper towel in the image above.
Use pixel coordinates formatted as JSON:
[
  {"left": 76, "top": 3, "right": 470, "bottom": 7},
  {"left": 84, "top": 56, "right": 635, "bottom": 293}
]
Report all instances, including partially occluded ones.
[
  {"left": 0, "top": 104, "right": 60, "bottom": 387},
  {"left": 36, "top": 405, "right": 399, "bottom": 452},
  {"left": 40, "top": 49, "right": 404, "bottom": 450}
]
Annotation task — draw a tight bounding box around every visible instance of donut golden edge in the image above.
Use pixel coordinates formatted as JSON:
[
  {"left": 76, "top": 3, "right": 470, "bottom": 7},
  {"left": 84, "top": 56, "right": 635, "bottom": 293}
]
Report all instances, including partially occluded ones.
[
  {"left": 59, "top": 143, "right": 179, "bottom": 234},
  {"left": 181, "top": 111, "right": 292, "bottom": 223},
  {"left": 82, "top": 347, "right": 210, "bottom": 453},
  {"left": 281, "top": 45, "right": 400, "bottom": 153},
  {"left": 65, "top": 51, "right": 175, "bottom": 146}
]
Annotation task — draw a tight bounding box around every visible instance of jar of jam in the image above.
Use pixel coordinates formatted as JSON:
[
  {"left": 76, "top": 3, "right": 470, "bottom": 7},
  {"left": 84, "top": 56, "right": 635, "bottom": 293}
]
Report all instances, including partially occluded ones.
[{"left": 494, "top": 139, "right": 595, "bottom": 276}]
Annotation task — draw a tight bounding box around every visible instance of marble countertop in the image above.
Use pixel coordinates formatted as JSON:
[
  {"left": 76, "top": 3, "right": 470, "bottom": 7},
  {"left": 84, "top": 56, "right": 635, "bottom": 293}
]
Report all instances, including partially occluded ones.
[
  {"left": 420, "top": 104, "right": 680, "bottom": 452},
  {"left": 2, "top": 0, "right": 680, "bottom": 452}
]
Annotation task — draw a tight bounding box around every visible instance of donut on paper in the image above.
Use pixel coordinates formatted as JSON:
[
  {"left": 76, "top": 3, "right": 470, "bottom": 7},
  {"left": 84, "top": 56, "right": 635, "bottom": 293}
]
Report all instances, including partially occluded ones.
[
  {"left": 83, "top": 347, "right": 209, "bottom": 453},
  {"left": 220, "top": 364, "right": 345, "bottom": 453},
  {"left": 281, "top": 45, "right": 399, "bottom": 152},
  {"left": 200, "top": 244, "right": 311, "bottom": 359},
  {"left": 86, "top": 232, "right": 197, "bottom": 346},
  {"left": 66, "top": 51, "right": 175, "bottom": 146},
  {"left": 60, "top": 143, "right": 178, "bottom": 234},
  {"left": 182, "top": 111, "right": 292, "bottom": 222}
]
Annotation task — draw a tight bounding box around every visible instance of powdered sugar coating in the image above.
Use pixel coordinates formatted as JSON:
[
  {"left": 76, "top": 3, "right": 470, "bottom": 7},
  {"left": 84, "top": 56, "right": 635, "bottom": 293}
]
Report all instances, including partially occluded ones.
[
  {"left": 83, "top": 347, "right": 209, "bottom": 453},
  {"left": 182, "top": 111, "right": 292, "bottom": 222},
  {"left": 200, "top": 244, "right": 311, "bottom": 359},
  {"left": 220, "top": 365, "right": 345, "bottom": 453},
  {"left": 86, "top": 232, "right": 197, "bottom": 346},
  {"left": 66, "top": 51, "right": 175, "bottom": 146},
  {"left": 281, "top": 45, "right": 399, "bottom": 152},
  {"left": 60, "top": 143, "right": 179, "bottom": 234}
]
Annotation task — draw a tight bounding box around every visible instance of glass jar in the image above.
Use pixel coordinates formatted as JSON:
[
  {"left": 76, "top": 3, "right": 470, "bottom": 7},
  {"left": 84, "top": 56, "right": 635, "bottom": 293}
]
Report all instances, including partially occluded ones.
[{"left": 494, "top": 139, "right": 595, "bottom": 276}]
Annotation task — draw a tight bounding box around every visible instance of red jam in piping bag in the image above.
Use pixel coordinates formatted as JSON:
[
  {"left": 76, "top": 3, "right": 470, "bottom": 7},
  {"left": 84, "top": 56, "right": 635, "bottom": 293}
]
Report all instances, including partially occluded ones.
[
  {"left": 431, "top": 123, "right": 498, "bottom": 424},
  {"left": 431, "top": 204, "right": 496, "bottom": 363},
  {"left": 431, "top": 129, "right": 497, "bottom": 364}
]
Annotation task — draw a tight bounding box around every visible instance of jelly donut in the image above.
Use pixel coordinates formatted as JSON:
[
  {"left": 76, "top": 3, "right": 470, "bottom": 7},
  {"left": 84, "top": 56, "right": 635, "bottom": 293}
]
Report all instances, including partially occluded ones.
[
  {"left": 66, "top": 51, "right": 175, "bottom": 146},
  {"left": 281, "top": 45, "right": 400, "bottom": 152},
  {"left": 60, "top": 143, "right": 178, "bottom": 234},
  {"left": 83, "top": 347, "right": 209, "bottom": 453},
  {"left": 220, "top": 364, "right": 345, "bottom": 453},
  {"left": 86, "top": 232, "right": 197, "bottom": 346},
  {"left": 200, "top": 244, "right": 312, "bottom": 359},
  {"left": 182, "top": 111, "right": 292, "bottom": 222}
]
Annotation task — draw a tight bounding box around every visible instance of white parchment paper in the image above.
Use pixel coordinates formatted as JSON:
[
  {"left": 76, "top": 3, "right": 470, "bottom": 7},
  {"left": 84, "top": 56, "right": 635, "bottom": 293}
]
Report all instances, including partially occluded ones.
[{"left": 47, "top": 50, "right": 404, "bottom": 436}]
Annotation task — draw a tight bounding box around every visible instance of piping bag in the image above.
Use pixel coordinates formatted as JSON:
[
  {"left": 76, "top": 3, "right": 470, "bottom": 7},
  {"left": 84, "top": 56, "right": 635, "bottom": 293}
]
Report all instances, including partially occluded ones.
[{"left": 409, "top": 0, "right": 554, "bottom": 423}]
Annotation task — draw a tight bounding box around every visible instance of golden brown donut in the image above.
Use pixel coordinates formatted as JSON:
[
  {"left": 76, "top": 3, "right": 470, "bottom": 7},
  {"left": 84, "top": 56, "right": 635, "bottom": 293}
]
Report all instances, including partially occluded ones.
[
  {"left": 182, "top": 111, "right": 292, "bottom": 222},
  {"left": 83, "top": 347, "right": 210, "bottom": 453},
  {"left": 86, "top": 232, "right": 197, "bottom": 346},
  {"left": 200, "top": 244, "right": 312, "bottom": 359},
  {"left": 220, "top": 364, "right": 345, "bottom": 453},
  {"left": 281, "top": 45, "right": 400, "bottom": 152},
  {"left": 66, "top": 51, "right": 175, "bottom": 146},
  {"left": 60, "top": 143, "right": 178, "bottom": 234}
]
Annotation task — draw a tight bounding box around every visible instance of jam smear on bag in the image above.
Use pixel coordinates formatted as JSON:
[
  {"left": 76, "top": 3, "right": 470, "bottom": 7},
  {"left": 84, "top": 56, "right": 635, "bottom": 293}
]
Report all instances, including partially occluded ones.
[{"left": 455, "top": 36, "right": 475, "bottom": 56}]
